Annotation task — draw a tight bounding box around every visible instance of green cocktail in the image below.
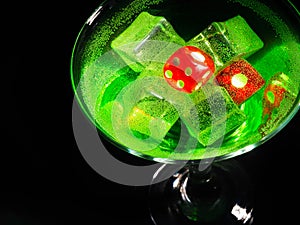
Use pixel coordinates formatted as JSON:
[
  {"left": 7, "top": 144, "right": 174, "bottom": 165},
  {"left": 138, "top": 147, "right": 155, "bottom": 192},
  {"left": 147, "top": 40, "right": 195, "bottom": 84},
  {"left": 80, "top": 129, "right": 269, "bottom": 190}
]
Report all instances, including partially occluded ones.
[{"left": 71, "top": 0, "right": 300, "bottom": 162}]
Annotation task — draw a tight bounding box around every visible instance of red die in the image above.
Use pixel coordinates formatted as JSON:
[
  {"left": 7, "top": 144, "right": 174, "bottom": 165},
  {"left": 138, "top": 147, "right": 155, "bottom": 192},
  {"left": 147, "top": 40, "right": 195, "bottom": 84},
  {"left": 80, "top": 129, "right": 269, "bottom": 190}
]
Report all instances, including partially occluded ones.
[
  {"left": 264, "top": 84, "right": 286, "bottom": 107},
  {"left": 216, "top": 59, "right": 265, "bottom": 104},
  {"left": 262, "top": 83, "right": 286, "bottom": 116},
  {"left": 262, "top": 72, "right": 289, "bottom": 116},
  {"left": 163, "top": 46, "right": 215, "bottom": 93}
]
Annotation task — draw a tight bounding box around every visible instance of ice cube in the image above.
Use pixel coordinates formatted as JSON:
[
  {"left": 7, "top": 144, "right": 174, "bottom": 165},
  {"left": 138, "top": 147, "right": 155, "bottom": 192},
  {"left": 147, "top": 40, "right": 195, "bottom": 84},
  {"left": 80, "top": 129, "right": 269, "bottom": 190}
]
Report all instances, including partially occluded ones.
[
  {"left": 79, "top": 50, "right": 133, "bottom": 117},
  {"left": 99, "top": 76, "right": 195, "bottom": 151},
  {"left": 138, "top": 61, "right": 164, "bottom": 78},
  {"left": 128, "top": 96, "right": 179, "bottom": 141},
  {"left": 187, "top": 15, "right": 264, "bottom": 71},
  {"left": 111, "top": 12, "right": 185, "bottom": 72},
  {"left": 94, "top": 66, "right": 138, "bottom": 135},
  {"left": 180, "top": 84, "right": 247, "bottom": 146}
]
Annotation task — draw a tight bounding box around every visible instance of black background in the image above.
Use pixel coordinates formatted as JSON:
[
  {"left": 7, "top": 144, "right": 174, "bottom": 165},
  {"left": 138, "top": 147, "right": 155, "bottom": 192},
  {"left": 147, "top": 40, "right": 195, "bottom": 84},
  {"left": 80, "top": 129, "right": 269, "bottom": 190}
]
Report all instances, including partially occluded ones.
[{"left": 1, "top": 0, "right": 300, "bottom": 224}]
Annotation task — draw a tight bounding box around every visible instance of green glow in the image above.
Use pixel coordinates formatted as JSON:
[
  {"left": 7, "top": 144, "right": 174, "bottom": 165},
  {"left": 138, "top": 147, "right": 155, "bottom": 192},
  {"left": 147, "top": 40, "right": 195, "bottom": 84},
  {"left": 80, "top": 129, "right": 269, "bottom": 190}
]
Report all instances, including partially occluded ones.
[{"left": 71, "top": 0, "right": 300, "bottom": 161}]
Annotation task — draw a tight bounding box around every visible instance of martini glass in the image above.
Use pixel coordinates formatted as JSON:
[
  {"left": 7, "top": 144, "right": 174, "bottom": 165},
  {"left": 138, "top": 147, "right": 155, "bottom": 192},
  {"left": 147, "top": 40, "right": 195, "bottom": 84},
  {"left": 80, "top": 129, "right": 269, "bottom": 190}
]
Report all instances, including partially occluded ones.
[{"left": 71, "top": 0, "right": 300, "bottom": 224}]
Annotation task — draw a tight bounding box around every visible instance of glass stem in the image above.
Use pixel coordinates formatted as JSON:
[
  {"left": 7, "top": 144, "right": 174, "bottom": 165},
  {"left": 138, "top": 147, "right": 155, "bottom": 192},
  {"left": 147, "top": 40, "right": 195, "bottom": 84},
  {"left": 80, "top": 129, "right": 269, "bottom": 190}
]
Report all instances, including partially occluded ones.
[{"left": 178, "top": 163, "right": 222, "bottom": 222}]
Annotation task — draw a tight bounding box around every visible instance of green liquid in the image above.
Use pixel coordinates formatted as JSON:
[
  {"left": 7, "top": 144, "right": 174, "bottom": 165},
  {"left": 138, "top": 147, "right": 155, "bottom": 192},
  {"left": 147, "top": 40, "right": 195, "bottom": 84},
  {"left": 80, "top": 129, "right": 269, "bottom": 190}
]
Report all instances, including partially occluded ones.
[{"left": 72, "top": 0, "right": 300, "bottom": 161}]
